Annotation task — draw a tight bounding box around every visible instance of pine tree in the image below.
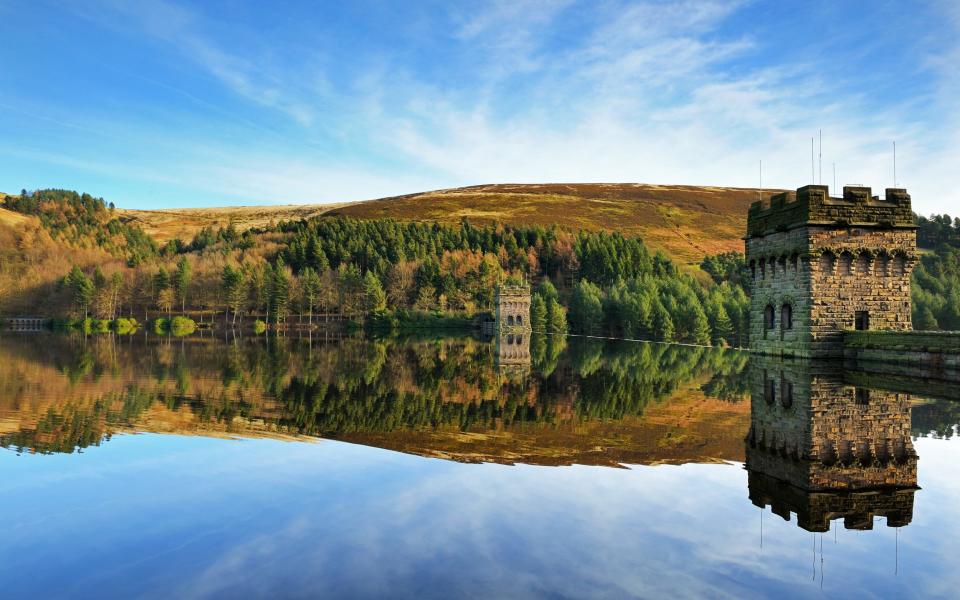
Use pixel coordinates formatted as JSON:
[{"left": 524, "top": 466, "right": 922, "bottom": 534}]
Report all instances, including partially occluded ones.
[
  {"left": 362, "top": 271, "right": 387, "bottom": 315},
  {"left": 569, "top": 280, "right": 603, "bottom": 334},
  {"left": 269, "top": 262, "right": 290, "bottom": 324},
  {"left": 652, "top": 301, "right": 674, "bottom": 342},
  {"left": 65, "top": 266, "right": 95, "bottom": 318},
  {"left": 221, "top": 265, "right": 245, "bottom": 324},
  {"left": 530, "top": 294, "right": 548, "bottom": 331},
  {"left": 301, "top": 267, "right": 322, "bottom": 325},
  {"left": 174, "top": 257, "right": 192, "bottom": 313},
  {"left": 546, "top": 297, "right": 567, "bottom": 334}
]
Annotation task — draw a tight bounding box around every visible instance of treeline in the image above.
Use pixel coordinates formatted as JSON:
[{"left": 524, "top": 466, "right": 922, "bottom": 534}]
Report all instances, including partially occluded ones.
[
  {"left": 0, "top": 334, "right": 749, "bottom": 455},
  {"left": 913, "top": 213, "right": 960, "bottom": 330},
  {"left": 7, "top": 188, "right": 751, "bottom": 344},
  {"left": 4, "top": 189, "right": 158, "bottom": 263}
]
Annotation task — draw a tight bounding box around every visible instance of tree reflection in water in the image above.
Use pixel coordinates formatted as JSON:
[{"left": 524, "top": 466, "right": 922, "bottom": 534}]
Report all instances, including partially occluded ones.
[{"left": 0, "top": 332, "right": 749, "bottom": 465}]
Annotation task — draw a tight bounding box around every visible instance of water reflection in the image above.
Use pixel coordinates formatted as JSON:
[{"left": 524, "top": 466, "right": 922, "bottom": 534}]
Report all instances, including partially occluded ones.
[
  {"left": 0, "top": 332, "right": 750, "bottom": 466},
  {"left": 746, "top": 357, "right": 918, "bottom": 532}
]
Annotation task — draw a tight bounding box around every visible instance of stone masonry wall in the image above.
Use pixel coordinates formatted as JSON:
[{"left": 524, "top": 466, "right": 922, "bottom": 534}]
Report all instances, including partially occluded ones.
[
  {"left": 746, "top": 228, "right": 812, "bottom": 357},
  {"left": 746, "top": 184, "right": 916, "bottom": 358},
  {"left": 495, "top": 287, "right": 532, "bottom": 332},
  {"left": 745, "top": 357, "right": 917, "bottom": 492},
  {"left": 807, "top": 226, "right": 915, "bottom": 356}
]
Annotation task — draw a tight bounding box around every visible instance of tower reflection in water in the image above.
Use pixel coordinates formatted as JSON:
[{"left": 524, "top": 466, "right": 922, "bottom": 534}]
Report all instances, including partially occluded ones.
[{"left": 745, "top": 357, "right": 918, "bottom": 532}]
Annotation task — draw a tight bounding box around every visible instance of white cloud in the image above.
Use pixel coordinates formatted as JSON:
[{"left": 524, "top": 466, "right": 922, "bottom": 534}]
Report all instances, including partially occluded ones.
[{"left": 42, "top": 0, "right": 960, "bottom": 214}]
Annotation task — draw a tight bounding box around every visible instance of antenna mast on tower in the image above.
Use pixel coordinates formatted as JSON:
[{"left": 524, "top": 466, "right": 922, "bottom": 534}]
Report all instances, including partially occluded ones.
[
  {"left": 811, "top": 137, "right": 815, "bottom": 184},
  {"left": 893, "top": 141, "right": 898, "bottom": 188}
]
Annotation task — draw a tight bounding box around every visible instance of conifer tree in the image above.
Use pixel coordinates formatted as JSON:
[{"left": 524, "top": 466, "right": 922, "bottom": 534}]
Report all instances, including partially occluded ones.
[
  {"left": 546, "top": 297, "right": 567, "bottom": 334},
  {"left": 174, "top": 258, "right": 192, "bottom": 312},
  {"left": 530, "top": 294, "right": 548, "bottom": 332},
  {"left": 65, "top": 266, "right": 95, "bottom": 318}
]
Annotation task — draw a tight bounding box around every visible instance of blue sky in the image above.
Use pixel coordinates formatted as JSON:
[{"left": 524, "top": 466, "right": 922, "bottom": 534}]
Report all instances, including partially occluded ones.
[{"left": 1, "top": 0, "right": 957, "bottom": 213}]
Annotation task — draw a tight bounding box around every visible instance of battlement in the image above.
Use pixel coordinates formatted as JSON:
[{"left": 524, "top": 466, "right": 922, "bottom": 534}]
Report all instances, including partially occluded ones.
[
  {"left": 495, "top": 284, "right": 531, "bottom": 298},
  {"left": 748, "top": 471, "right": 915, "bottom": 532},
  {"left": 747, "top": 185, "right": 914, "bottom": 237}
]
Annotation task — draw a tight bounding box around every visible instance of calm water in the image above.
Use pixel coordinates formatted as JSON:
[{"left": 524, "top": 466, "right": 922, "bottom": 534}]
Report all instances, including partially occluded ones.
[{"left": 1, "top": 332, "right": 958, "bottom": 599}]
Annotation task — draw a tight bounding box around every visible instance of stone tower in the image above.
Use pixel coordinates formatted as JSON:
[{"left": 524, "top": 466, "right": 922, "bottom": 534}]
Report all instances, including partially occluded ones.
[
  {"left": 745, "top": 357, "right": 917, "bottom": 531},
  {"left": 495, "top": 284, "right": 532, "bottom": 332},
  {"left": 746, "top": 185, "right": 916, "bottom": 358}
]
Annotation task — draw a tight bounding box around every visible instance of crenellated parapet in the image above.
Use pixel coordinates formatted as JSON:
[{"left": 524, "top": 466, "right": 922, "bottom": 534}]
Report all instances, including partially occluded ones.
[
  {"left": 746, "top": 185, "right": 917, "bottom": 358},
  {"left": 747, "top": 185, "right": 914, "bottom": 238}
]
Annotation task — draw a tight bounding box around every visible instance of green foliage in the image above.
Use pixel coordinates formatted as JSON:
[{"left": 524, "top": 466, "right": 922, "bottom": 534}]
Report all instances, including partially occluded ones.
[
  {"left": 269, "top": 261, "right": 290, "bottom": 323},
  {"left": 530, "top": 294, "right": 548, "bottom": 332},
  {"left": 153, "top": 317, "right": 170, "bottom": 334},
  {"left": 916, "top": 214, "right": 960, "bottom": 249},
  {"left": 169, "top": 316, "right": 196, "bottom": 336},
  {"left": 174, "top": 258, "right": 191, "bottom": 312},
  {"left": 1, "top": 335, "right": 751, "bottom": 456},
  {"left": 5, "top": 189, "right": 157, "bottom": 261},
  {"left": 113, "top": 317, "right": 138, "bottom": 334},
  {"left": 221, "top": 265, "right": 246, "bottom": 323},
  {"left": 546, "top": 297, "right": 568, "bottom": 334},
  {"left": 700, "top": 252, "right": 748, "bottom": 286},
  {"left": 368, "top": 309, "right": 474, "bottom": 331},
  {"left": 151, "top": 316, "right": 196, "bottom": 336},
  {"left": 912, "top": 245, "right": 960, "bottom": 330},
  {"left": 569, "top": 281, "right": 604, "bottom": 334},
  {"left": 363, "top": 271, "right": 387, "bottom": 314},
  {"left": 65, "top": 266, "right": 95, "bottom": 317}
]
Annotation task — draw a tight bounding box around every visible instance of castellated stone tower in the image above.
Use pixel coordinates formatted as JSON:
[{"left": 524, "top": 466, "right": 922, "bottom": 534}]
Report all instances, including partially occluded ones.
[
  {"left": 495, "top": 284, "right": 532, "bottom": 332},
  {"left": 745, "top": 357, "right": 917, "bottom": 531},
  {"left": 746, "top": 185, "right": 916, "bottom": 358}
]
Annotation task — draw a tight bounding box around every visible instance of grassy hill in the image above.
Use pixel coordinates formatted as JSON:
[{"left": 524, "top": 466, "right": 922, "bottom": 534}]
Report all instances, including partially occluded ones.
[
  {"left": 117, "top": 184, "right": 779, "bottom": 264},
  {"left": 327, "top": 183, "right": 781, "bottom": 264},
  {"left": 117, "top": 203, "right": 351, "bottom": 243}
]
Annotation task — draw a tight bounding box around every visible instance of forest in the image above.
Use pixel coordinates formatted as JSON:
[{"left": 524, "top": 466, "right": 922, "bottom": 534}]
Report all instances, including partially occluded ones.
[
  {"left": 2, "top": 188, "right": 958, "bottom": 340},
  {"left": 1, "top": 189, "right": 751, "bottom": 345},
  {"left": 0, "top": 333, "right": 749, "bottom": 456},
  {"left": 913, "top": 215, "right": 960, "bottom": 330}
]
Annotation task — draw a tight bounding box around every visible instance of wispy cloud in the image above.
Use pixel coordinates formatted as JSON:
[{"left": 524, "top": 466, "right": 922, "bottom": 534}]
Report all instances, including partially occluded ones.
[{"left": 3, "top": 0, "right": 958, "bottom": 212}]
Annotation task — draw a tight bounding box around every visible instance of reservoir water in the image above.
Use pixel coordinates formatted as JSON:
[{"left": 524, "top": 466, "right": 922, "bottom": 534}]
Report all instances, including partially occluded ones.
[{"left": 1, "top": 332, "right": 958, "bottom": 598}]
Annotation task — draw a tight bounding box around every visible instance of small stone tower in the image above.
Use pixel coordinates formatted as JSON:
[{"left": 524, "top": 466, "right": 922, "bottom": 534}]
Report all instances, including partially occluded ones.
[
  {"left": 495, "top": 284, "right": 532, "bottom": 332},
  {"left": 746, "top": 185, "right": 916, "bottom": 358}
]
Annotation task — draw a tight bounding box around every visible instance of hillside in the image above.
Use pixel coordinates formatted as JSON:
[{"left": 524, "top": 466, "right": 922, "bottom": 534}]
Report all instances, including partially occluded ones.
[
  {"left": 117, "top": 203, "right": 351, "bottom": 243},
  {"left": 327, "top": 184, "right": 780, "bottom": 264},
  {"left": 116, "top": 184, "right": 779, "bottom": 264}
]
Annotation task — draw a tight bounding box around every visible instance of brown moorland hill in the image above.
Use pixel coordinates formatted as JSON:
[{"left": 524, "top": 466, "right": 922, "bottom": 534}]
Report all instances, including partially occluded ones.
[
  {"left": 327, "top": 183, "right": 784, "bottom": 264},
  {"left": 116, "top": 203, "right": 352, "bottom": 243}
]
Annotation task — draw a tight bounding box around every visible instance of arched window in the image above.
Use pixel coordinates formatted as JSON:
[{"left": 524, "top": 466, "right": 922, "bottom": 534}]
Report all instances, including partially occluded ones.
[
  {"left": 839, "top": 252, "right": 853, "bottom": 276},
  {"left": 780, "top": 378, "right": 793, "bottom": 408},
  {"left": 507, "top": 315, "right": 515, "bottom": 326},
  {"left": 759, "top": 259, "right": 766, "bottom": 279},
  {"left": 892, "top": 253, "right": 906, "bottom": 276},
  {"left": 781, "top": 303, "right": 793, "bottom": 330},
  {"left": 764, "top": 374, "right": 776, "bottom": 405},
  {"left": 875, "top": 253, "right": 890, "bottom": 276},
  {"left": 819, "top": 252, "right": 835, "bottom": 275},
  {"left": 516, "top": 315, "right": 523, "bottom": 326},
  {"left": 764, "top": 304, "right": 776, "bottom": 330},
  {"left": 790, "top": 253, "right": 799, "bottom": 274},
  {"left": 856, "top": 252, "right": 870, "bottom": 275}
]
